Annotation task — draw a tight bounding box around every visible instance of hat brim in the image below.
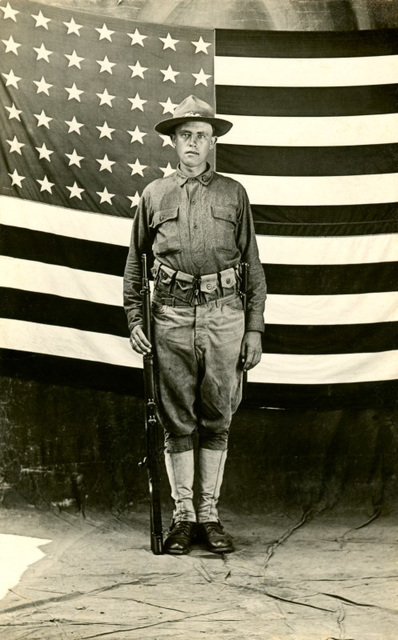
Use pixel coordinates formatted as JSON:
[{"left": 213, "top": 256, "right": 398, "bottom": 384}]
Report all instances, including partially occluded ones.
[{"left": 154, "top": 116, "right": 232, "bottom": 137}]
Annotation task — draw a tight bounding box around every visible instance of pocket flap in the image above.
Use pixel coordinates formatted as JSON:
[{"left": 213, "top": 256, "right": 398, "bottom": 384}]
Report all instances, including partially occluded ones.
[
  {"left": 211, "top": 206, "right": 237, "bottom": 224},
  {"left": 151, "top": 207, "right": 179, "bottom": 229},
  {"left": 220, "top": 268, "right": 236, "bottom": 288},
  {"left": 175, "top": 271, "right": 194, "bottom": 291},
  {"left": 200, "top": 273, "right": 218, "bottom": 293}
]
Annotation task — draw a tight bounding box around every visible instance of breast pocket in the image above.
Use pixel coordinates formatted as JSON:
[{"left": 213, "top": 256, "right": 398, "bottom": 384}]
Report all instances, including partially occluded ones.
[
  {"left": 150, "top": 207, "right": 181, "bottom": 256},
  {"left": 211, "top": 205, "right": 238, "bottom": 252}
]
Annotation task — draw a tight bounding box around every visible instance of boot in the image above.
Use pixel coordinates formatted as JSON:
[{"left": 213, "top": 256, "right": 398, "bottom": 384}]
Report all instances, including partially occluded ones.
[
  {"left": 196, "top": 448, "right": 234, "bottom": 553},
  {"left": 164, "top": 450, "right": 196, "bottom": 554}
]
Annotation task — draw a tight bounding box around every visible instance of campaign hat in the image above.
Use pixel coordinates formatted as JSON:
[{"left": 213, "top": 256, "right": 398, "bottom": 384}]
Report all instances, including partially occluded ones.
[{"left": 154, "top": 95, "right": 233, "bottom": 137}]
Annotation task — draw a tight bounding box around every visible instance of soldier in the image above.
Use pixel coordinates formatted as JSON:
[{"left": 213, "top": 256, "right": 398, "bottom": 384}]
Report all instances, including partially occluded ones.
[{"left": 124, "top": 95, "right": 266, "bottom": 554}]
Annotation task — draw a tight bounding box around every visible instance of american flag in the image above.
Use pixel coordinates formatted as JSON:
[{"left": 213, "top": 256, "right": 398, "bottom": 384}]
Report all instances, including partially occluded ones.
[{"left": 1, "top": 0, "right": 398, "bottom": 409}]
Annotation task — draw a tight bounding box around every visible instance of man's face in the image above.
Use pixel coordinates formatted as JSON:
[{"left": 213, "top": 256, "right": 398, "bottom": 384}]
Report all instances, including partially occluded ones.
[{"left": 171, "top": 121, "right": 216, "bottom": 172}]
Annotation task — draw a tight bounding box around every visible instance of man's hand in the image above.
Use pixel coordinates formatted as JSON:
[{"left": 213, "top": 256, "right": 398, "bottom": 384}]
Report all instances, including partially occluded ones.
[
  {"left": 130, "top": 324, "right": 152, "bottom": 355},
  {"left": 240, "top": 331, "right": 262, "bottom": 371}
]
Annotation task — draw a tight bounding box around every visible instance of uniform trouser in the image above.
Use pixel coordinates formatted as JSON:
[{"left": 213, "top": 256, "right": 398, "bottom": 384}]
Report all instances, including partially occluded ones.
[{"left": 152, "top": 292, "right": 245, "bottom": 453}]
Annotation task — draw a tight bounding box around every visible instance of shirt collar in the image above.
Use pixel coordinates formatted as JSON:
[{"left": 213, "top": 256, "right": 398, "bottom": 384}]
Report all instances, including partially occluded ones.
[{"left": 175, "top": 163, "right": 214, "bottom": 187}]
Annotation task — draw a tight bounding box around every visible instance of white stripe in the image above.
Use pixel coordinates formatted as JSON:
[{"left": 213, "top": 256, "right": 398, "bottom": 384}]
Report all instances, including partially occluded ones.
[
  {"left": 222, "top": 172, "right": 398, "bottom": 206},
  {"left": 266, "top": 292, "right": 398, "bottom": 325},
  {"left": 219, "top": 113, "right": 398, "bottom": 147},
  {"left": 0, "top": 195, "right": 132, "bottom": 246},
  {"left": 249, "top": 350, "right": 398, "bottom": 385},
  {"left": 256, "top": 233, "right": 398, "bottom": 265},
  {"left": 0, "top": 534, "right": 51, "bottom": 602},
  {"left": 1, "top": 256, "right": 122, "bottom": 306},
  {"left": 215, "top": 54, "right": 398, "bottom": 87},
  {"left": 0, "top": 318, "right": 142, "bottom": 369}
]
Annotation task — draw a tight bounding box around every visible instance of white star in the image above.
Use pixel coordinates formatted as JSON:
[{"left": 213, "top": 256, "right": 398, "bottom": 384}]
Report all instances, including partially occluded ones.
[
  {"left": 128, "top": 61, "right": 147, "bottom": 79},
  {"left": 96, "top": 88, "right": 115, "bottom": 107},
  {"left": 2, "top": 68, "right": 21, "bottom": 88},
  {"left": 192, "top": 68, "right": 212, "bottom": 86},
  {"left": 159, "top": 97, "right": 178, "bottom": 115},
  {"left": 128, "top": 93, "right": 147, "bottom": 111},
  {"left": 7, "top": 135, "right": 24, "bottom": 154},
  {"left": 159, "top": 32, "right": 179, "bottom": 51},
  {"left": 63, "top": 17, "right": 83, "bottom": 36},
  {"left": 33, "top": 76, "right": 52, "bottom": 95},
  {"left": 97, "top": 186, "right": 114, "bottom": 204},
  {"left": 191, "top": 36, "right": 211, "bottom": 54},
  {"left": 128, "top": 28, "right": 146, "bottom": 46},
  {"left": 128, "top": 158, "right": 147, "bottom": 177},
  {"left": 34, "top": 43, "right": 52, "bottom": 62},
  {"left": 34, "top": 109, "right": 52, "bottom": 128},
  {"left": 2, "top": 35, "right": 21, "bottom": 55},
  {"left": 1, "top": 3, "right": 19, "bottom": 21},
  {"left": 160, "top": 65, "right": 179, "bottom": 83},
  {"left": 96, "top": 121, "right": 115, "bottom": 139},
  {"left": 159, "top": 162, "right": 176, "bottom": 177},
  {"left": 65, "top": 82, "right": 84, "bottom": 102},
  {"left": 96, "top": 154, "right": 115, "bottom": 172},
  {"left": 67, "top": 181, "right": 84, "bottom": 199},
  {"left": 36, "top": 143, "right": 53, "bottom": 161},
  {"left": 5, "top": 102, "right": 22, "bottom": 121},
  {"left": 65, "top": 50, "right": 84, "bottom": 69},
  {"left": 96, "top": 23, "right": 114, "bottom": 41},
  {"left": 37, "top": 175, "right": 54, "bottom": 194},
  {"left": 31, "top": 10, "right": 50, "bottom": 29},
  {"left": 9, "top": 169, "right": 25, "bottom": 187},
  {"left": 65, "top": 116, "right": 84, "bottom": 134},
  {"left": 128, "top": 192, "right": 140, "bottom": 208},
  {"left": 127, "top": 126, "right": 146, "bottom": 144},
  {"left": 158, "top": 134, "right": 174, "bottom": 148},
  {"left": 97, "top": 55, "right": 116, "bottom": 74},
  {"left": 65, "top": 149, "right": 84, "bottom": 167}
]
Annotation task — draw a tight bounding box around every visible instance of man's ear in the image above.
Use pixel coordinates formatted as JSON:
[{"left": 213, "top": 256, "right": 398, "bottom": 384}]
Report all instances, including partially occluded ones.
[
  {"left": 210, "top": 136, "right": 217, "bottom": 149},
  {"left": 170, "top": 134, "right": 176, "bottom": 147}
]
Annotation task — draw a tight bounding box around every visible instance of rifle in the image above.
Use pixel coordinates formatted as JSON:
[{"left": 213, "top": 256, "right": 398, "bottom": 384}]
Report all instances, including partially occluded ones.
[
  {"left": 140, "top": 253, "right": 164, "bottom": 555},
  {"left": 240, "top": 262, "right": 249, "bottom": 402}
]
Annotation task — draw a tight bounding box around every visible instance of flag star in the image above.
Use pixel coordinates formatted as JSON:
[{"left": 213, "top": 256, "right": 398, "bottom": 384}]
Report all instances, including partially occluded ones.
[
  {"left": 191, "top": 36, "right": 211, "bottom": 54},
  {"left": 97, "top": 55, "right": 116, "bottom": 74},
  {"left": 159, "top": 32, "right": 178, "bottom": 51},
  {"left": 160, "top": 64, "right": 179, "bottom": 83},
  {"left": 159, "top": 97, "right": 178, "bottom": 115},
  {"left": 97, "top": 186, "right": 114, "bottom": 204},
  {"left": 65, "top": 149, "right": 84, "bottom": 167},
  {"left": 128, "top": 61, "right": 147, "bottom": 79},
  {"left": 128, "top": 158, "right": 147, "bottom": 177},
  {"left": 65, "top": 50, "right": 84, "bottom": 68},
  {"left": 7, "top": 135, "right": 24, "bottom": 154},
  {"left": 36, "top": 142, "right": 53, "bottom": 161},
  {"left": 96, "top": 121, "right": 115, "bottom": 139},
  {"left": 128, "top": 192, "right": 140, "bottom": 208},
  {"left": 65, "top": 82, "right": 84, "bottom": 102},
  {"left": 31, "top": 10, "right": 51, "bottom": 29},
  {"left": 5, "top": 102, "right": 22, "bottom": 121},
  {"left": 1, "top": 3, "right": 19, "bottom": 21},
  {"left": 63, "top": 17, "right": 83, "bottom": 36},
  {"left": 9, "top": 169, "right": 25, "bottom": 187},
  {"left": 34, "top": 109, "right": 52, "bottom": 128},
  {"left": 34, "top": 43, "right": 53, "bottom": 62},
  {"left": 128, "top": 28, "right": 146, "bottom": 46},
  {"left": 65, "top": 116, "right": 84, "bottom": 134},
  {"left": 37, "top": 175, "right": 54, "bottom": 194},
  {"left": 96, "top": 23, "right": 114, "bottom": 41},
  {"left": 159, "top": 133, "right": 174, "bottom": 148},
  {"left": 96, "top": 88, "right": 115, "bottom": 107},
  {"left": 160, "top": 162, "right": 176, "bottom": 177},
  {"left": 97, "top": 154, "right": 115, "bottom": 172},
  {"left": 67, "top": 181, "right": 84, "bottom": 199},
  {"left": 192, "top": 68, "right": 212, "bottom": 86},
  {"left": 128, "top": 93, "right": 147, "bottom": 111},
  {"left": 2, "top": 35, "right": 21, "bottom": 55},
  {"left": 2, "top": 68, "right": 21, "bottom": 88},
  {"left": 33, "top": 76, "right": 52, "bottom": 95},
  {"left": 128, "top": 126, "right": 146, "bottom": 144}
]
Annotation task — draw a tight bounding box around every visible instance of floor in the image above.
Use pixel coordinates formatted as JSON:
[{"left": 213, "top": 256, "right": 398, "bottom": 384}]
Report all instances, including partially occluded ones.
[{"left": 0, "top": 504, "right": 397, "bottom": 639}]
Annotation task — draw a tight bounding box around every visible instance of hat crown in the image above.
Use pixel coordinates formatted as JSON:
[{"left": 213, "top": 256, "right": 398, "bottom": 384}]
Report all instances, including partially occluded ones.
[{"left": 173, "top": 95, "right": 214, "bottom": 120}]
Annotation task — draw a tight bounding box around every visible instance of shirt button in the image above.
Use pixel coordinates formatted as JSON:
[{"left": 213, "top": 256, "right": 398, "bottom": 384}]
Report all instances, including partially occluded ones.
[{"left": 191, "top": 200, "right": 196, "bottom": 204}]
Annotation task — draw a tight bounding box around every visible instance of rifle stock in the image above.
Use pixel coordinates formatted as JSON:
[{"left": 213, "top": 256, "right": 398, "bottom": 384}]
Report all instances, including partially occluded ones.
[
  {"left": 240, "top": 262, "right": 249, "bottom": 402},
  {"left": 141, "top": 254, "right": 164, "bottom": 555}
]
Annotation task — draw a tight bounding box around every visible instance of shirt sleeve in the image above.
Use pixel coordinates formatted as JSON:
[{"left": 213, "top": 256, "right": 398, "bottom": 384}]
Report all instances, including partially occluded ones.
[{"left": 236, "top": 185, "right": 267, "bottom": 332}]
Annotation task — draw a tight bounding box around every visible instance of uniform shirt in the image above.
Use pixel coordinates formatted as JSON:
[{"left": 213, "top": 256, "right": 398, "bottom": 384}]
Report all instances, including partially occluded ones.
[{"left": 124, "top": 163, "right": 266, "bottom": 332}]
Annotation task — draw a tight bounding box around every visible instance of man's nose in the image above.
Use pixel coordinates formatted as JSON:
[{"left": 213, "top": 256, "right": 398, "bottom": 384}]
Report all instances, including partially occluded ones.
[{"left": 189, "top": 135, "right": 198, "bottom": 146}]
